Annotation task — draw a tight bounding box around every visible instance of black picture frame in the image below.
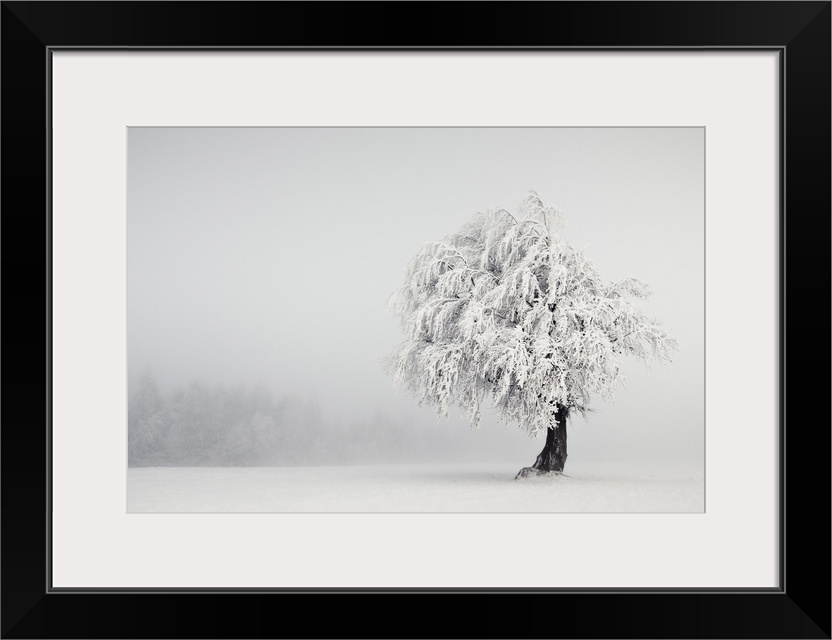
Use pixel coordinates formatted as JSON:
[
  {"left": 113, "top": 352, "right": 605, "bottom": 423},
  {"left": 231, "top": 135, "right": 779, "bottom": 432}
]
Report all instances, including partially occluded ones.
[{"left": 2, "top": 2, "right": 829, "bottom": 638}]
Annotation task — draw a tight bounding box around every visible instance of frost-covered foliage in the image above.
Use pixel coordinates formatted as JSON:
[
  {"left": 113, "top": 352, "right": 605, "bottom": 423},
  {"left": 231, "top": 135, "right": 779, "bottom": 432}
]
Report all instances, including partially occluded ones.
[{"left": 388, "top": 192, "right": 677, "bottom": 437}]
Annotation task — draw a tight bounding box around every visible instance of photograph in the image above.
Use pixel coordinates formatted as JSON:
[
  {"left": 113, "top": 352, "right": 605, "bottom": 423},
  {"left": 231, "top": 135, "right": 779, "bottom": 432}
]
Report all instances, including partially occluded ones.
[{"left": 127, "top": 126, "right": 704, "bottom": 513}]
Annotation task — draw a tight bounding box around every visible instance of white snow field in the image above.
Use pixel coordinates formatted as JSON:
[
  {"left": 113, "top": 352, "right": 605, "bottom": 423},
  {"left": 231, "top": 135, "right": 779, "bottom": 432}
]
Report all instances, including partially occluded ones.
[{"left": 127, "top": 461, "right": 703, "bottom": 513}]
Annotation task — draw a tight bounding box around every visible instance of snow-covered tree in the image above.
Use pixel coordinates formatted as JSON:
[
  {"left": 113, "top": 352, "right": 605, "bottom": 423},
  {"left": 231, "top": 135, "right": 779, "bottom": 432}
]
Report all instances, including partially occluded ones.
[
  {"left": 387, "top": 192, "right": 677, "bottom": 477},
  {"left": 128, "top": 372, "right": 166, "bottom": 466}
]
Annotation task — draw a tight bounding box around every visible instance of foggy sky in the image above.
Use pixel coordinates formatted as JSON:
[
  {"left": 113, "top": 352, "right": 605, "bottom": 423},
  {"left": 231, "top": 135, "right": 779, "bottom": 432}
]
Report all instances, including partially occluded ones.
[{"left": 128, "top": 127, "right": 704, "bottom": 468}]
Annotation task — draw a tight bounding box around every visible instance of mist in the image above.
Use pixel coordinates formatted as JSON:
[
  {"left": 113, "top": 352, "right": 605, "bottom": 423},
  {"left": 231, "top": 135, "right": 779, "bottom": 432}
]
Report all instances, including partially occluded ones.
[{"left": 127, "top": 127, "right": 704, "bottom": 471}]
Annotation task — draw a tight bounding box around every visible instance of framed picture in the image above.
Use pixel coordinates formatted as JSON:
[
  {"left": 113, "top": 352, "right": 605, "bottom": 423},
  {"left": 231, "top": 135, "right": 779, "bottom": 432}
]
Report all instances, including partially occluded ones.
[{"left": 2, "top": 2, "right": 829, "bottom": 638}]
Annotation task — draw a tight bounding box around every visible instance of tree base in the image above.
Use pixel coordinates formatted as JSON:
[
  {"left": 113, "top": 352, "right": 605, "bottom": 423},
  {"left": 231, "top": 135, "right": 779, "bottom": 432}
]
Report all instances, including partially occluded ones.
[
  {"left": 515, "top": 466, "right": 569, "bottom": 480},
  {"left": 517, "top": 410, "right": 568, "bottom": 479}
]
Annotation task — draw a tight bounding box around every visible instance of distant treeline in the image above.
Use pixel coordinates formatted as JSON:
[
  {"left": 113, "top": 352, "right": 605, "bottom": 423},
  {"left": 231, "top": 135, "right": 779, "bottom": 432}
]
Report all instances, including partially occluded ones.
[{"left": 128, "top": 374, "right": 467, "bottom": 467}]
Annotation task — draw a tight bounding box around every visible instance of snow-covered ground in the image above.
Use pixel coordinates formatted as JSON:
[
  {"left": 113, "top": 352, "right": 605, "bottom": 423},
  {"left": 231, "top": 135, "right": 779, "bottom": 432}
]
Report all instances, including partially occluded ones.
[{"left": 128, "top": 461, "right": 703, "bottom": 513}]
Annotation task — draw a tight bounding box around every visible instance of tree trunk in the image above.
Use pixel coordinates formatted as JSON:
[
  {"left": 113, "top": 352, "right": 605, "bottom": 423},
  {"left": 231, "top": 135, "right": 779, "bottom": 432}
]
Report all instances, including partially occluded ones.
[{"left": 516, "top": 405, "right": 568, "bottom": 478}]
